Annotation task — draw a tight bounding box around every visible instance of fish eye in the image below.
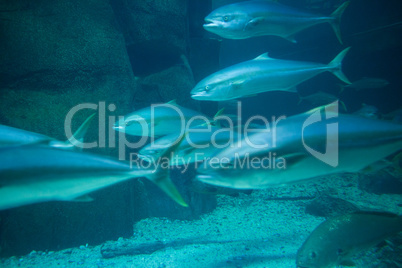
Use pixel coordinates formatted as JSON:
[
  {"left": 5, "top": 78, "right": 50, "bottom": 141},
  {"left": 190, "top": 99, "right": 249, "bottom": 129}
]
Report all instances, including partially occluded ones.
[
  {"left": 125, "top": 120, "right": 137, "bottom": 127},
  {"left": 147, "top": 150, "right": 158, "bottom": 155},
  {"left": 205, "top": 85, "right": 210, "bottom": 91},
  {"left": 223, "top": 16, "right": 229, "bottom": 22},
  {"left": 310, "top": 251, "right": 317, "bottom": 259}
]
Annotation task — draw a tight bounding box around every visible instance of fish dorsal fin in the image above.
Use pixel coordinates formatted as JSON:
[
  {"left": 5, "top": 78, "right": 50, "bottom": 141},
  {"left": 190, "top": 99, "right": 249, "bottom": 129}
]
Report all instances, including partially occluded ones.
[
  {"left": 304, "top": 101, "right": 341, "bottom": 117},
  {"left": 253, "top": 53, "right": 272, "bottom": 61},
  {"left": 167, "top": 99, "right": 178, "bottom": 106}
]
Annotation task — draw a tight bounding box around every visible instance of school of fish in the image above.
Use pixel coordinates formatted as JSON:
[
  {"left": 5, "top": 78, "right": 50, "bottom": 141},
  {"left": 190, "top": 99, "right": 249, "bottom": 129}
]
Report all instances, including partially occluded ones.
[{"left": 1, "top": 1, "right": 401, "bottom": 266}]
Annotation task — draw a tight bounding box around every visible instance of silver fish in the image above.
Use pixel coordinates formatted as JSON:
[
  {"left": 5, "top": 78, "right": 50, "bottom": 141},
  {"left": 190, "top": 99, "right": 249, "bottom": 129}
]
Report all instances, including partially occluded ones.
[
  {"left": 0, "top": 113, "right": 95, "bottom": 149},
  {"left": 196, "top": 103, "right": 402, "bottom": 189},
  {"left": 203, "top": 0, "right": 350, "bottom": 43},
  {"left": 0, "top": 137, "right": 188, "bottom": 210},
  {"left": 191, "top": 48, "right": 351, "bottom": 101},
  {"left": 139, "top": 126, "right": 239, "bottom": 166},
  {"left": 114, "top": 100, "right": 209, "bottom": 137},
  {"left": 297, "top": 211, "right": 402, "bottom": 268}
]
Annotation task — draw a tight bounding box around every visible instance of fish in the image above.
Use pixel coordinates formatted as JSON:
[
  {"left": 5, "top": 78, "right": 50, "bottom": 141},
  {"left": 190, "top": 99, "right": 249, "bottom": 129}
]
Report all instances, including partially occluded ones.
[
  {"left": 114, "top": 100, "right": 210, "bottom": 137},
  {"left": 341, "top": 77, "right": 390, "bottom": 91},
  {"left": 203, "top": 0, "right": 350, "bottom": 43},
  {"left": 0, "top": 135, "right": 188, "bottom": 210},
  {"left": 296, "top": 211, "right": 402, "bottom": 268},
  {"left": 191, "top": 48, "right": 351, "bottom": 101},
  {"left": 0, "top": 113, "right": 95, "bottom": 149},
  {"left": 139, "top": 125, "right": 238, "bottom": 166},
  {"left": 298, "top": 91, "right": 341, "bottom": 106},
  {"left": 195, "top": 103, "right": 402, "bottom": 189},
  {"left": 353, "top": 103, "right": 378, "bottom": 119}
]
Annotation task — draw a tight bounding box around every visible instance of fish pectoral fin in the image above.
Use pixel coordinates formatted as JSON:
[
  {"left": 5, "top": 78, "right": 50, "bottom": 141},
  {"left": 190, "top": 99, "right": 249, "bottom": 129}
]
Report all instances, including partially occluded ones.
[
  {"left": 230, "top": 80, "right": 244, "bottom": 90},
  {"left": 339, "top": 259, "right": 356, "bottom": 267},
  {"left": 283, "top": 34, "right": 297, "bottom": 43},
  {"left": 244, "top": 17, "right": 265, "bottom": 30},
  {"left": 146, "top": 133, "right": 188, "bottom": 207},
  {"left": 71, "top": 195, "right": 94, "bottom": 202},
  {"left": 65, "top": 113, "right": 96, "bottom": 149},
  {"left": 167, "top": 99, "right": 178, "bottom": 106}
]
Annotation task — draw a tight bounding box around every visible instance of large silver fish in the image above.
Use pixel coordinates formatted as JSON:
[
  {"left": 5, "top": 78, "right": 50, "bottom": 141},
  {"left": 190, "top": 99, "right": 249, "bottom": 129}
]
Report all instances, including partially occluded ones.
[
  {"left": 196, "top": 103, "right": 402, "bottom": 189},
  {"left": 114, "top": 100, "right": 209, "bottom": 137},
  {"left": 0, "top": 137, "right": 188, "bottom": 210},
  {"left": 191, "top": 48, "right": 351, "bottom": 101},
  {"left": 203, "top": 0, "right": 350, "bottom": 43},
  {"left": 296, "top": 211, "right": 402, "bottom": 268},
  {"left": 0, "top": 113, "right": 95, "bottom": 149}
]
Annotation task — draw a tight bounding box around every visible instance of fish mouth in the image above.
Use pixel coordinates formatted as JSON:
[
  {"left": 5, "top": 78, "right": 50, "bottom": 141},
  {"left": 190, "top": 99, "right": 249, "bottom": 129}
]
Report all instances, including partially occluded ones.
[
  {"left": 196, "top": 174, "right": 215, "bottom": 182},
  {"left": 203, "top": 19, "right": 219, "bottom": 29},
  {"left": 191, "top": 93, "right": 207, "bottom": 100}
]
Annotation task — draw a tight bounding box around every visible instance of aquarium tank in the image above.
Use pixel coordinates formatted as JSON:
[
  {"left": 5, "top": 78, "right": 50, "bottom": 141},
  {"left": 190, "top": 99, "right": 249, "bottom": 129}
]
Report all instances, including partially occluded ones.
[{"left": 0, "top": 0, "right": 401, "bottom": 267}]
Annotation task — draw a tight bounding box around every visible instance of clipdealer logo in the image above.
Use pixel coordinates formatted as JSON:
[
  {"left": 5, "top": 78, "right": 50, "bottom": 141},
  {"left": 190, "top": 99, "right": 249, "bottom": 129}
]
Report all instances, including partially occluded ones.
[{"left": 302, "top": 101, "right": 339, "bottom": 167}]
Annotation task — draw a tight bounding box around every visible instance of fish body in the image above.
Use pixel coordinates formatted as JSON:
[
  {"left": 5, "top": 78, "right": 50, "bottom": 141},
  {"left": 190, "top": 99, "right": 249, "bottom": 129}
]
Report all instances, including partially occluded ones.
[
  {"left": 139, "top": 126, "right": 238, "bottom": 165},
  {"left": 296, "top": 211, "right": 402, "bottom": 268},
  {"left": 196, "top": 104, "right": 402, "bottom": 189},
  {"left": 344, "top": 77, "right": 390, "bottom": 90},
  {"left": 191, "top": 48, "right": 350, "bottom": 101},
  {"left": 114, "top": 101, "right": 208, "bottom": 137},
  {"left": 0, "top": 144, "right": 187, "bottom": 210},
  {"left": 203, "top": 1, "right": 349, "bottom": 43},
  {"left": 0, "top": 114, "right": 95, "bottom": 149}
]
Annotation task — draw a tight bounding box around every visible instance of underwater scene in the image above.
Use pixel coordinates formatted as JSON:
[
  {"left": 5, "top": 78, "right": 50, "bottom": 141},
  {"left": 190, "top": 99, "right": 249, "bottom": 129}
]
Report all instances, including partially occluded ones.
[{"left": 0, "top": 0, "right": 402, "bottom": 267}]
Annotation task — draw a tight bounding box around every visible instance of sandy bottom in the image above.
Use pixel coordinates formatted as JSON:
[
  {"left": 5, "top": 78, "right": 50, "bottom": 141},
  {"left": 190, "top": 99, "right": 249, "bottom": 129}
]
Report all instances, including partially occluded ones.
[{"left": 1, "top": 174, "right": 401, "bottom": 268}]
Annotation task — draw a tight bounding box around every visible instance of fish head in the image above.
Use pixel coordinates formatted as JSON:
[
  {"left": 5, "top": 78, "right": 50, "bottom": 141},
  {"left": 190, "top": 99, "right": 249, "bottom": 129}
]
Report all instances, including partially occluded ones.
[
  {"left": 113, "top": 114, "right": 151, "bottom": 136},
  {"left": 191, "top": 75, "right": 238, "bottom": 101},
  {"left": 203, "top": 5, "right": 251, "bottom": 39},
  {"left": 296, "top": 225, "right": 343, "bottom": 268},
  {"left": 138, "top": 145, "right": 165, "bottom": 162},
  {"left": 296, "top": 244, "right": 335, "bottom": 268}
]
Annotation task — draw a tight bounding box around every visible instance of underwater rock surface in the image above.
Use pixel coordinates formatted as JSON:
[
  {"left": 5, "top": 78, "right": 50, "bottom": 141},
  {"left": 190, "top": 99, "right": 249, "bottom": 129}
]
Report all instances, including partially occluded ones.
[{"left": 0, "top": 0, "right": 212, "bottom": 257}]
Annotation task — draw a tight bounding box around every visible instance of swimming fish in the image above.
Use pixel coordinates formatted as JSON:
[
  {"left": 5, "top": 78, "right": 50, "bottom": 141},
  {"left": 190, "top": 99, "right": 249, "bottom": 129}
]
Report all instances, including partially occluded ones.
[
  {"left": 195, "top": 103, "right": 402, "bottom": 189},
  {"left": 341, "top": 77, "right": 390, "bottom": 91},
  {"left": 191, "top": 48, "right": 351, "bottom": 101},
  {"left": 114, "top": 100, "right": 209, "bottom": 137},
  {"left": 353, "top": 103, "right": 378, "bottom": 119},
  {"left": 0, "top": 136, "right": 188, "bottom": 210},
  {"left": 0, "top": 113, "right": 95, "bottom": 149},
  {"left": 296, "top": 211, "right": 402, "bottom": 268},
  {"left": 203, "top": 0, "right": 350, "bottom": 43},
  {"left": 298, "top": 91, "right": 340, "bottom": 106},
  {"left": 139, "top": 125, "right": 238, "bottom": 166}
]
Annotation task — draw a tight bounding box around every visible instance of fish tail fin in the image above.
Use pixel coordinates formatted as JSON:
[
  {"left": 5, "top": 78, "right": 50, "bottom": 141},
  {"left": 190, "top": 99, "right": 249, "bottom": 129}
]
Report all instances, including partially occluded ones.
[
  {"left": 146, "top": 133, "right": 188, "bottom": 207},
  {"left": 297, "top": 94, "right": 304, "bottom": 105},
  {"left": 64, "top": 113, "right": 96, "bottom": 149},
  {"left": 328, "top": 47, "right": 351, "bottom": 84},
  {"left": 329, "top": 1, "right": 350, "bottom": 44}
]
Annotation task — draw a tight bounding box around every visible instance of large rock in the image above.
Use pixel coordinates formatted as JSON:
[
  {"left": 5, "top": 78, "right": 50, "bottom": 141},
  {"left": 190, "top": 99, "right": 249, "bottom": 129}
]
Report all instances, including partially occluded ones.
[
  {"left": 0, "top": 0, "right": 216, "bottom": 258},
  {"left": 0, "top": 0, "right": 139, "bottom": 257}
]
